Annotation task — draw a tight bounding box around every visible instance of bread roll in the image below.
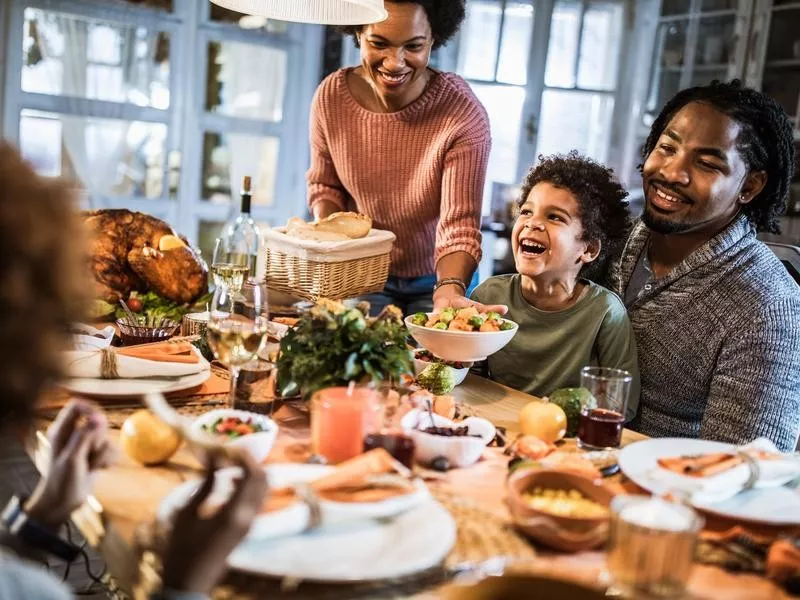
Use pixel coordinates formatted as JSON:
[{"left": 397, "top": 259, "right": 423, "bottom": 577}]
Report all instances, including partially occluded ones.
[{"left": 283, "top": 212, "right": 371, "bottom": 241}]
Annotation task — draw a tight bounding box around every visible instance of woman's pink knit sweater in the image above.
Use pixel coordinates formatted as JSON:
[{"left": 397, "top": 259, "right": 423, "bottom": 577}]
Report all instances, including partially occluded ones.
[{"left": 306, "top": 68, "right": 491, "bottom": 278}]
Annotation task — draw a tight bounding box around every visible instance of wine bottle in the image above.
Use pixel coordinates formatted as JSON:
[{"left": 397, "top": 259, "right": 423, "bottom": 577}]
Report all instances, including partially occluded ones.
[{"left": 220, "top": 176, "right": 263, "bottom": 280}]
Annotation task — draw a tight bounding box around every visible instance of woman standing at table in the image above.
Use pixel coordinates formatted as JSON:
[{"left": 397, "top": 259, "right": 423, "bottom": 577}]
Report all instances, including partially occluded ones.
[{"left": 308, "top": 0, "right": 504, "bottom": 315}]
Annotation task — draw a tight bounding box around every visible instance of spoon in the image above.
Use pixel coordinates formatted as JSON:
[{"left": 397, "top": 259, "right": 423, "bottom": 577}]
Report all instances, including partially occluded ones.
[{"left": 119, "top": 299, "right": 139, "bottom": 326}]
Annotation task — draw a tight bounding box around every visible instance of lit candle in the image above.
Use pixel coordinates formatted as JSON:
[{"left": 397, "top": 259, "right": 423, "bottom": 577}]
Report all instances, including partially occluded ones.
[
  {"left": 311, "top": 386, "right": 382, "bottom": 464},
  {"left": 607, "top": 496, "right": 703, "bottom": 598}
]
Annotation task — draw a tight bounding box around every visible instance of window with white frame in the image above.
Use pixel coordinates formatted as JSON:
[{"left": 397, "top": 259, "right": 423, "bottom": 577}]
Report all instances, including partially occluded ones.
[{"left": 2, "top": 0, "right": 321, "bottom": 263}]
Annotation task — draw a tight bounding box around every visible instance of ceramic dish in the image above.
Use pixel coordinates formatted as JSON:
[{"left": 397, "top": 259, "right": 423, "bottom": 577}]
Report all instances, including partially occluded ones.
[
  {"left": 506, "top": 469, "right": 616, "bottom": 552},
  {"left": 404, "top": 313, "right": 518, "bottom": 362},
  {"left": 401, "top": 409, "right": 495, "bottom": 468},
  {"left": 443, "top": 574, "right": 606, "bottom": 600},
  {"left": 191, "top": 409, "right": 278, "bottom": 463}
]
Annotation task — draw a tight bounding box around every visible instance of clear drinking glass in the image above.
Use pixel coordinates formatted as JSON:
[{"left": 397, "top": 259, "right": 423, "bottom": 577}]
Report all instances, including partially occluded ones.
[
  {"left": 606, "top": 495, "right": 703, "bottom": 598},
  {"left": 210, "top": 236, "right": 251, "bottom": 293},
  {"left": 577, "top": 366, "right": 632, "bottom": 450},
  {"left": 206, "top": 282, "right": 269, "bottom": 409}
]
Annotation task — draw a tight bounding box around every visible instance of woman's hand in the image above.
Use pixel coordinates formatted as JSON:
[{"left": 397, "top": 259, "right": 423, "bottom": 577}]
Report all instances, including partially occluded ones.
[
  {"left": 25, "top": 399, "right": 116, "bottom": 530},
  {"left": 433, "top": 283, "right": 508, "bottom": 315},
  {"left": 160, "top": 452, "right": 268, "bottom": 595}
]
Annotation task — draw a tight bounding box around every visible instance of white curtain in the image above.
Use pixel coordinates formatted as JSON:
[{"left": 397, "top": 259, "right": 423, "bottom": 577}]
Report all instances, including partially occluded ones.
[{"left": 26, "top": 12, "right": 151, "bottom": 204}]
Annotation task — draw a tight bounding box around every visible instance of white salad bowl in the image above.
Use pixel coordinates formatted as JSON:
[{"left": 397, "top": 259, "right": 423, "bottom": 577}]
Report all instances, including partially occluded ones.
[
  {"left": 412, "top": 349, "right": 471, "bottom": 386},
  {"left": 401, "top": 409, "right": 496, "bottom": 469},
  {"left": 404, "top": 313, "right": 518, "bottom": 363},
  {"left": 191, "top": 409, "right": 278, "bottom": 463}
]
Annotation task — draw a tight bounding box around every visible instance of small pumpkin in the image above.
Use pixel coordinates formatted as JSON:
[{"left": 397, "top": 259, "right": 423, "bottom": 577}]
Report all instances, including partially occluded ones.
[{"left": 519, "top": 401, "right": 568, "bottom": 444}]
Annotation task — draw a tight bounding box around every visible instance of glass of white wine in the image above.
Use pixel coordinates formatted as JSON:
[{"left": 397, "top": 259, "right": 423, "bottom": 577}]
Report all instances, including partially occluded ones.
[
  {"left": 207, "top": 282, "right": 269, "bottom": 409},
  {"left": 211, "top": 236, "right": 251, "bottom": 293}
]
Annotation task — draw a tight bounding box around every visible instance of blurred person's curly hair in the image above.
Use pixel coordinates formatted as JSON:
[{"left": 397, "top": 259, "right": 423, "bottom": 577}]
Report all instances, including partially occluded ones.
[
  {"left": 340, "top": 0, "right": 465, "bottom": 50},
  {"left": 518, "top": 151, "right": 631, "bottom": 287},
  {"left": 0, "top": 143, "right": 89, "bottom": 428}
]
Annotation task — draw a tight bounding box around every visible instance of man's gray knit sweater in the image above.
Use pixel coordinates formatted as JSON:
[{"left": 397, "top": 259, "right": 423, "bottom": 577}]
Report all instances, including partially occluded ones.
[{"left": 612, "top": 214, "right": 800, "bottom": 452}]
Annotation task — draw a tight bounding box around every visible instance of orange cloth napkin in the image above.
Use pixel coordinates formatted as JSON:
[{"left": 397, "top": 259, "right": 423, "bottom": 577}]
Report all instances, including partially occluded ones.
[{"left": 117, "top": 341, "right": 199, "bottom": 364}]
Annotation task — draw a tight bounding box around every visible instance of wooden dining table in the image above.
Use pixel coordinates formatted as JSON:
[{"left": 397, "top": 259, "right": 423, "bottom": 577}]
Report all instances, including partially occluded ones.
[{"left": 29, "top": 372, "right": 795, "bottom": 600}]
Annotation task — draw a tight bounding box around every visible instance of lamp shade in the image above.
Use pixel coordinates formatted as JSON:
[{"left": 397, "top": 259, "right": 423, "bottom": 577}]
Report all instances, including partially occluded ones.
[{"left": 209, "top": 0, "right": 387, "bottom": 25}]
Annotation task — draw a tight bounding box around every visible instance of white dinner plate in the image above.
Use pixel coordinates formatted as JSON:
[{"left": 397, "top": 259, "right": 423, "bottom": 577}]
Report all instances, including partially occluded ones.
[
  {"left": 157, "top": 463, "right": 456, "bottom": 582},
  {"left": 620, "top": 438, "right": 800, "bottom": 526},
  {"left": 59, "top": 349, "right": 211, "bottom": 399}
]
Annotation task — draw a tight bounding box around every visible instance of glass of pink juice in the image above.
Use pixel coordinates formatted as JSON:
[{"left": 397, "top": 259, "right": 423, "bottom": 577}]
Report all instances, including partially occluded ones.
[{"left": 310, "top": 386, "right": 382, "bottom": 464}]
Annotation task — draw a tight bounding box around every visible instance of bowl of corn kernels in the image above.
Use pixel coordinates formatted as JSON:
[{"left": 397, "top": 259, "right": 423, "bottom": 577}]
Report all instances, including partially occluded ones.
[{"left": 506, "top": 469, "right": 616, "bottom": 552}]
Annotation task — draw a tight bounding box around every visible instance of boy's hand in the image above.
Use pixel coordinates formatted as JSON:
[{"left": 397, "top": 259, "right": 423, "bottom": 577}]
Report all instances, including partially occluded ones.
[{"left": 433, "top": 285, "right": 508, "bottom": 314}]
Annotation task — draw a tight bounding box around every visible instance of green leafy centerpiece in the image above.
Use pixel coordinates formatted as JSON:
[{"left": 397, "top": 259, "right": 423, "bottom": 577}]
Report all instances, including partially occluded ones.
[{"left": 276, "top": 299, "right": 413, "bottom": 399}]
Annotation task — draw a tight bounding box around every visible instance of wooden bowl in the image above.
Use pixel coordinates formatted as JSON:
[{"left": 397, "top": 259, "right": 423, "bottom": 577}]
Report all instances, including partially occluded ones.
[
  {"left": 506, "top": 469, "right": 616, "bottom": 552},
  {"left": 443, "top": 574, "right": 606, "bottom": 600}
]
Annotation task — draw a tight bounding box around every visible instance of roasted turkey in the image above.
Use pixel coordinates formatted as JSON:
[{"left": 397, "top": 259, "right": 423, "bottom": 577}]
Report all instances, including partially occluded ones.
[{"left": 82, "top": 209, "right": 208, "bottom": 304}]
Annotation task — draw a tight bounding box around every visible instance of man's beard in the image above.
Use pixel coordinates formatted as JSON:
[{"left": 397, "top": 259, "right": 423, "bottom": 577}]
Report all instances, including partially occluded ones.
[{"left": 642, "top": 202, "right": 694, "bottom": 235}]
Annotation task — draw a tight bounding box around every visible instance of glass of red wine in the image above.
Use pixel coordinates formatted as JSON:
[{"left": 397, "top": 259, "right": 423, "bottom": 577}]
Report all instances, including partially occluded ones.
[
  {"left": 577, "top": 367, "right": 632, "bottom": 450},
  {"left": 362, "top": 383, "right": 416, "bottom": 468}
]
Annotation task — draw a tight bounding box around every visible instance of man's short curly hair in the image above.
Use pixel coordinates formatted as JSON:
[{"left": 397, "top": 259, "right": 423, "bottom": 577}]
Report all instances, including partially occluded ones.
[
  {"left": 518, "top": 151, "right": 631, "bottom": 285},
  {"left": 641, "top": 80, "right": 795, "bottom": 233},
  {"left": 340, "top": 0, "right": 465, "bottom": 50},
  {"left": 0, "top": 143, "right": 89, "bottom": 429}
]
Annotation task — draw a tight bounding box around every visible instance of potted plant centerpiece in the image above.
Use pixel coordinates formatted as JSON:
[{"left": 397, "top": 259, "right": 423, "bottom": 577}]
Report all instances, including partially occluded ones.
[{"left": 276, "top": 299, "right": 413, "bottom": 401}]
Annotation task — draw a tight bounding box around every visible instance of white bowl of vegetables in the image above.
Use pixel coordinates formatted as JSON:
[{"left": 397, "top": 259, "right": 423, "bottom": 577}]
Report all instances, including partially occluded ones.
[
  {"left": 191, "top": 409, "right": 278, "bottom": 464},
  {"left": 405, "top": 307, "right": 518, "bottom": 363},
  {"left": 413, "top": 349, "right": 472, "bottom": 386}
]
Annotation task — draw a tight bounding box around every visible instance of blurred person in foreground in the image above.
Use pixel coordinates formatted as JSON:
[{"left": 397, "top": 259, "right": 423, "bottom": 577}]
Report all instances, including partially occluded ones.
[
  {"left": 0, "top": 143, "right": 267, "bottom": 599},
  {"left": 613, "top": 81, "right": 800, "bottom": 451}
]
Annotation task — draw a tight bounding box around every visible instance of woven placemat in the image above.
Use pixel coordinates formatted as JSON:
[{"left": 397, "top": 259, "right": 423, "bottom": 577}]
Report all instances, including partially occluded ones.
[{"left": 138, "top": 489, "right": 535, "bottom": 600}]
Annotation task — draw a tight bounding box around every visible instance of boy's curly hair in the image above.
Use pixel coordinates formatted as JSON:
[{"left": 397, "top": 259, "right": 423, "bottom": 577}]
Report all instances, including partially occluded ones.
[
  {"left": 0, "top": 143, "right": 89, "bottom": 429},
  {"left": 340, "top": 0, "right": 465, "bottom": 50},
  {"left": 518, "top": 151, "right": 631, "bottom": 286}
]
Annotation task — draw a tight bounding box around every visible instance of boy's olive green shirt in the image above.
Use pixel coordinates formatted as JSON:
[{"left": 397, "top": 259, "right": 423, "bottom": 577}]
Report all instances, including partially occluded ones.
[{"left": 471, "top": 274, "right": 640, "bottom": 420}]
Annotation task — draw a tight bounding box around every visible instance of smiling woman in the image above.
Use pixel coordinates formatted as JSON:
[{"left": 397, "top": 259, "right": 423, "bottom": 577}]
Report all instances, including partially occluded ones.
[{"left": 306, "top": 1, "right": 498, "bottom": 316}]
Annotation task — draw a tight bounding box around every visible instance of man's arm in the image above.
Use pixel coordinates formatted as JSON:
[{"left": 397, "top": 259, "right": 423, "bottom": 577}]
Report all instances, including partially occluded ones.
[{"left": 700, "top": 297, "right": 800, "bottom": 452}]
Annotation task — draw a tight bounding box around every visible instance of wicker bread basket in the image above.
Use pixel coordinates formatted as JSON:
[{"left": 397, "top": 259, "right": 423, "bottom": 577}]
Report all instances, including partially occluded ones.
[{"left": 263, "top": 227, "right": 395, "bottom": 301}]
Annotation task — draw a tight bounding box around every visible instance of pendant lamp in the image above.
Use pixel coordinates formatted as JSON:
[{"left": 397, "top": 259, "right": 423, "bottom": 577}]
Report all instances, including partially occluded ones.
[{"left": 209, "top": 0, "right": 387, "bottom": 25}]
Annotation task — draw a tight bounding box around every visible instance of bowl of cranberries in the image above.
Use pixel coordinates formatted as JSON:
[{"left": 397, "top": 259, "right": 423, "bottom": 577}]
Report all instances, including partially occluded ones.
[{"left": 402, "top": 409, "right": 495, "bottom": 469}]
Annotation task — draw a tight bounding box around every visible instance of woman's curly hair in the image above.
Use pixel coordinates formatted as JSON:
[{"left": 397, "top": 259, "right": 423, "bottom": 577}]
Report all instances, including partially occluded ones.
[
  {"left": 0, "top": 143, "right": 89, "bottom": 428},
  {"left": 641, "top": 80, "right": 796, "bottom": 233},
  {"left": 340, "top": 0, "right": 465, "bottom": 50},
  {"left": 518, "top": 151, "right": 631, "bottom": 286}
]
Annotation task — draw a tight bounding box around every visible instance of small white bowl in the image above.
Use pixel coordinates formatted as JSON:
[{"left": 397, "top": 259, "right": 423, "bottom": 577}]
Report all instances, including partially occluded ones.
[
  {"left": 401, "top": 409, "right": 496, "bottom": 468},
  {"left": 412, "top": 350, "right": 471, "bottom": 387},
  {"left": 191, "top": 409, "right": 278, "bottom": 463},
  {"left": 404, "top": 313, "right": 518, "bottom": 363}
]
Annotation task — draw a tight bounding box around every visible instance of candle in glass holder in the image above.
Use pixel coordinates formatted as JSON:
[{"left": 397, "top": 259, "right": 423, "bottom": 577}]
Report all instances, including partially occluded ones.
[
  {"left": 606, "top": 495, "right": 703, "bottom": 598},
  {"left": 181, "top": 311, "right": 209, "bottom": 337},
  {"left": 311, "top": 386, "right": 382, "bottom": 464}
]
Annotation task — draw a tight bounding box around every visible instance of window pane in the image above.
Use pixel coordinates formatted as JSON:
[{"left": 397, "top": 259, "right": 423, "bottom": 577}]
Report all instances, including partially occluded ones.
[
  {"left": 457, "top": 1, "right": 502, "bottom": 81},
  {"left": 545, "top": 0, "right": 581, "bottom": 88},
  {"left": 661, "top": 0, "right": 691, "bottom": 15},
  {"left": 643, "top": 21, "right": 687, "bottom": 122},
  {"left": 469, "top": 83, "right": 526, "bottom": 214},
  {"left": 700, "top": 0, "right": 737, "bottom": 11},
  {"left": 536, "top": 90, "right": 615, "bottom": 162},
  {"left": 198, "top": 221, "right": 224, "bottom": 269},
  {"left": 124, "top": 0, "right": 173, "bottom": 11},
  {"left": 766, "top": 6, "right": 800, "bottom": 62},
  {"left": 202, "top": 132, "right": 279, "bottom": 206},
  {"left": 209, "top": 3, "right": 288, "bottom": 33},
  {"left": 577, "top": 2, "right": 623, "bottom": 90},
  {"left": 206, "top": 41, "right": 286, "bottom": 121},
  {"left": 22, "top": 9, "right": 170, "bottom": 109},
  {"left": 496, "top": 2, "right": 534, "bottom": 86},
  {"left": 19, "top": 109, "right": 167, "bottom": 198},
  {"left": 694, "top": 14, "right": 735, "bottom": 67}
]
